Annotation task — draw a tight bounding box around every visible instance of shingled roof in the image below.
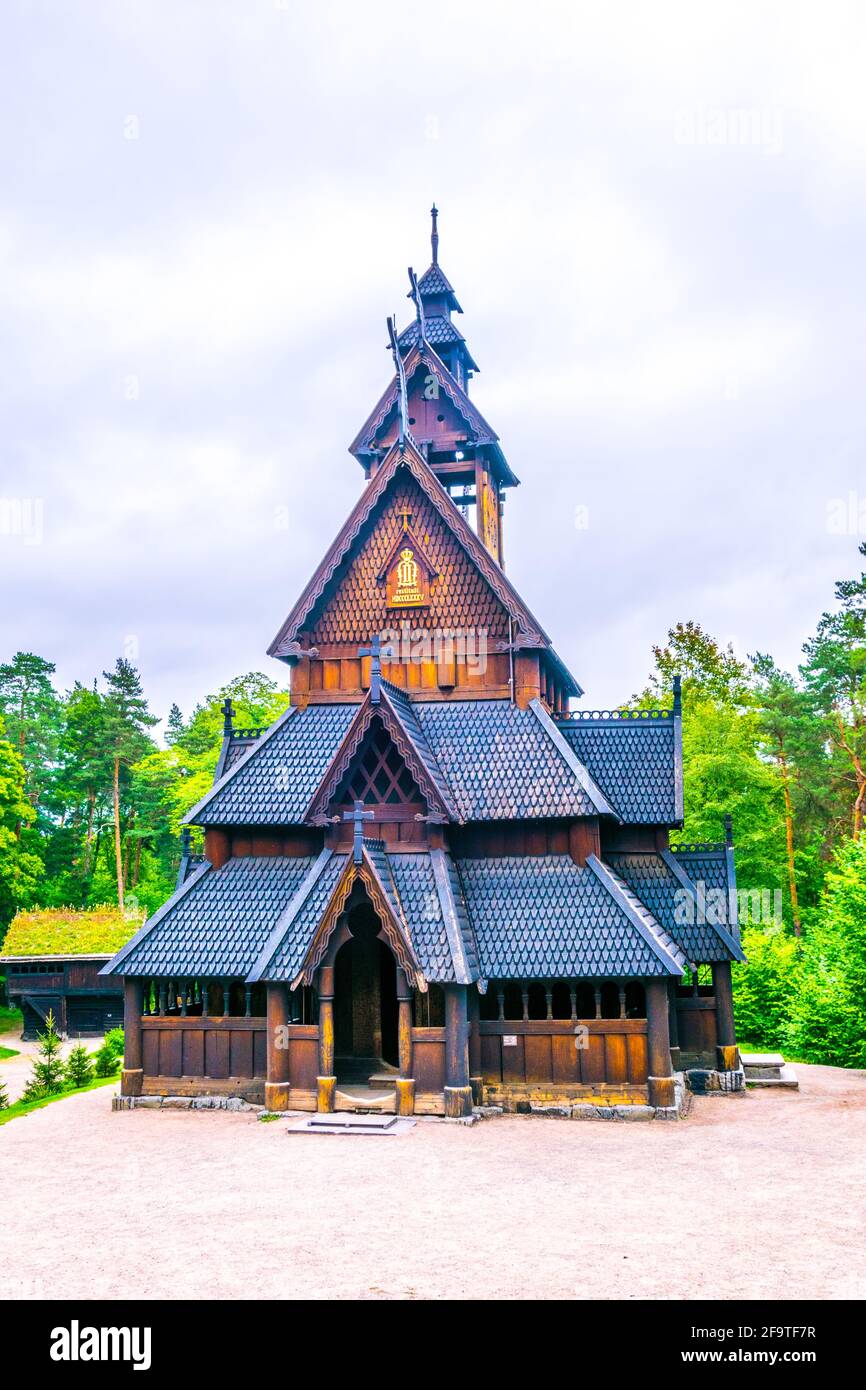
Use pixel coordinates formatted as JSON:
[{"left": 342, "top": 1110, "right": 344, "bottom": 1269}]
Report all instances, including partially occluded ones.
[
  {"left": 184, "top": 688, "right": 620, "bottom": 830},
  {"left": 414, "top": 261, "right": 462, "bottom": 309},
  {"left": 305, "top": 684, "right": 458, "bottom": 824},
  {"left": 102, "top": 840, "right": 691, "bottom": 987},
  {"left": 411, "top": 698, "right": 611, "bottom": 820},
  {"left": 605, "top": 850, "right": 743, "bottom": 963},
  {"left": 101, "top": 856, "right": 321, "bottom": 979},
  {"left": 396, "top": 316, "right": 479, "bottom": 371},
  {"left": 273, "top": 440, "right": 547, "bottom": 668},
  {"left": 184, "top": 703, "right": 357, "bottom": 827},
  {"left": 349, "top": 344, "right": 514, "bottom": 481},
  {"left": 457, "top": 853, "right": 685, "bottom": 979},
  {"left": 247, "top": 845, "right": 477, "bottom": 987},
  {"left": 556, "top": 710, "right": 682, "bottom": 824}
]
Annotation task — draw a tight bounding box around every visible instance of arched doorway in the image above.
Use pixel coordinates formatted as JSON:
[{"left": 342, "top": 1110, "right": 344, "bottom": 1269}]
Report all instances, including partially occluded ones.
[{"left": 333, "top": 897, "right": 398, "bottom": 1085}]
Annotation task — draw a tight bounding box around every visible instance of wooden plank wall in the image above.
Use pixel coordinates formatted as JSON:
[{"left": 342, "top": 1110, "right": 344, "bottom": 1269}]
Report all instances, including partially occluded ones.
[
  {"left": 411, "top": 1026, "right": 445, "bottom": 1094},
  {"left": 141, "top": 1017, "right": 267, "bottom": 1080},
  {"left": 479, "top": 1019, "right": 648, "bottom": 1087},
  {"left": 676, "top": 997, "right": 718, "bottom": 1056}
]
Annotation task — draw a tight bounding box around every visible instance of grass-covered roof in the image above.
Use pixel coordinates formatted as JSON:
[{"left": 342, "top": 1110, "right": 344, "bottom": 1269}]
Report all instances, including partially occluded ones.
[{"left": 0, "top": 905, "right": 144, "bottom": 959}]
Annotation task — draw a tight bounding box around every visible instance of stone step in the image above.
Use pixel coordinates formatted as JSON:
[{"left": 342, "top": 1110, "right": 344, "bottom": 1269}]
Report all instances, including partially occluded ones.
[
  {"left": 744, "top": 1064, "right": 799, "bottom": 1090},
  {"left": 741, "top": 1051, "right": 786, "bottom": 1080}
]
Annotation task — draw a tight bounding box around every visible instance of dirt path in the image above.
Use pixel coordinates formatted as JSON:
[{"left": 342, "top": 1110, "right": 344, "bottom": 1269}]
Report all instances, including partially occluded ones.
[
  {"left": 0, "top": 1031, "right": 106, "bottom": 1104},
  {"left": 2, "top": 1062, "right": 864, "bottom": 1300}
]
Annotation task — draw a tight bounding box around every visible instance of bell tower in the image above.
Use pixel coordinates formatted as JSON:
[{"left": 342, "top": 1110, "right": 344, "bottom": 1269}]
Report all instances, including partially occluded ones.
[{"left": 348, "top": 206, "right": 519, "bottom": 567}]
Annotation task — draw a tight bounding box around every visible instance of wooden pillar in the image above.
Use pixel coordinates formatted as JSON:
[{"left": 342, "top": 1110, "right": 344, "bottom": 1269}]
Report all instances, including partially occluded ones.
[
  {"left": 645, "top": 977, "right": 676, "bottom": 1110},
  {"left": 121, "top": 977, "right": 144, "bottom": 1097},
  {"left": 395, "top": 970, "right": 415, "bottom": 1116},
  {"left": 396, "top": 971, "right": 413, "bottom": 1078},
  {"left": 265, "top": 982, "right": 291, "bottom": 1111},
  {"left": 443, "top": 984, "right": 472, "bottom": 1118},
  {"left": 667, "top": 978, "right": 681, "bottom": 1070},
  {"left": 467, "top": 987, "right": 483, "bottom": 1106},
  {"left": 712, "top": 960, "right": 739, "bottom": 1071},
  {"left": 317, "top": 964, "right": 336, "bottom": 1112}
]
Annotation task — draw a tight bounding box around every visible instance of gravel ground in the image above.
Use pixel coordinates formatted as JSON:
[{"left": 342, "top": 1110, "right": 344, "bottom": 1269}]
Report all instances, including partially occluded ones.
[
  {"left": 2, "top": 1062, "right": 864, "bottom": 1301},
  {"left": 0, "top": 1030, "right": 107, "bottom": 1104}
]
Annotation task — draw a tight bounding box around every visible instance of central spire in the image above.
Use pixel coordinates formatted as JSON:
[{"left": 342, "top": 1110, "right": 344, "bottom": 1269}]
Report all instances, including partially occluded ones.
[{"left": 430, "top": 203, "right": 439, "bottom": 264}]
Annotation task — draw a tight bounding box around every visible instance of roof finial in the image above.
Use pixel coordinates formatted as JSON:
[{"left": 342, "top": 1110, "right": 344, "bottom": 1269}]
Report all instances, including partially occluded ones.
[{"left": 430, "top": 203, "right": 439, "bottom": 264}]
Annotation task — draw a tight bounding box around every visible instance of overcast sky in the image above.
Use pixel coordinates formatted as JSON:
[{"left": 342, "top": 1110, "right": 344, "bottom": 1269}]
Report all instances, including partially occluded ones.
[{"left": 2, "top": 1, "right": 865, "bottom": 730}]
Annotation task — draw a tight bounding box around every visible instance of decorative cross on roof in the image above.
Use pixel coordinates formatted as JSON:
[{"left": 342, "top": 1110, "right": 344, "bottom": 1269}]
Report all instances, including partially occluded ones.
[
  {"left": 359, "top": 633, "right": 395, "bottom": 705},
  {"left": 396, "top": 505, "right": 413, "bottom": 533},
  {"left": 221, "top": 697, "right": 234, "bottom": 736},
  {"left": 343, "top": 799, "right": 375, "bottom": 864}
]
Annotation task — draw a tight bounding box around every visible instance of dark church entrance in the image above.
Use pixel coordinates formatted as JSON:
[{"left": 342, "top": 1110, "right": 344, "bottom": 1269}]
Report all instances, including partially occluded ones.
[{"left": 333, "top": 898, "right": 399, "bottom": 1086}]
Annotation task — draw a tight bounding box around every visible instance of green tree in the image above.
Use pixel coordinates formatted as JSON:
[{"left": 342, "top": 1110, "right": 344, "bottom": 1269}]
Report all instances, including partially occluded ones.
[
  {"left": 0, "top": 727, "right": 42, "bottom": 929},
  {"left": 0, "top": 652, "right": 62, "bottom": 828},
  {"left": 751, "top": 654, "right": 831, "bottom": 935},
  {"left": 101, "top": 660, "right": 158, "bottom": 912},
  {"left": 57, "top": 681, "right": 110, "bottom": 881},
  {"left": 801, "top": 542, "right": 866, "bottom": 839},
  {"left": 633, "top": 623, "right": 787, "bottom": 920},
  {"left": 94, "top": 1039, "right": 121, "bottom": 1077},
  {"left": 786, "top": 834, "right": 866, "bottom": 1066},
  {"left": 65, "top": 1039, "right": 94, "bottom": 1088},
  {"left": 641, "top": 620, "right": 751, "bottom": 706},
  {"left": 164, "top": 703, "right": 185, "bottom": 745},
  {"left": 22, "top": 1010, "right": 66, "bottom": 1100}
]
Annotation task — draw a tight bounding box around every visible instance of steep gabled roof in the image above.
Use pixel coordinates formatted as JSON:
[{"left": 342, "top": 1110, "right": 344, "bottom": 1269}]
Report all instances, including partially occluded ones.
[
  {"left": 396, "top": 316, "right": 479, "bottom": 371},
  {"left": 305, "top": 683, "right": 458, "bottom": 823},
  {"left": 556, "top": 709, "right": 682, "bottom": 825},
  {"left": 457, "top": 853, "right": 685, "bottom": 979},
  {"left": 349, "top": 342, "right": 515, "bottom": 484},
  {"left": 100, "top": 856, "right": 320, "bottom": 979},
  {"left": 261, "top": 843, "right": 423, "bottom": 990},
  {"left": 414, "top": 261, "right": 462, "bottom": 310},
  {"left": 268, "top": 439, "right": 575, "bottom": 693},
  {"left": 410, "top": 698, "right": 605, "bottom": 820},
  {"left": 184, "top": 703, "right": 357, "bottom": 828}
]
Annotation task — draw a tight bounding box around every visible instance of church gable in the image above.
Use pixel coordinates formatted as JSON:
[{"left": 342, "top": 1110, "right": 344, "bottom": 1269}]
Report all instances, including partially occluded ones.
[
  {"left": 305, "top": 469, "right": 511, "bottom": 650},
  {"left": 332, "top": 714, "right": 427, "bottom": 814}
]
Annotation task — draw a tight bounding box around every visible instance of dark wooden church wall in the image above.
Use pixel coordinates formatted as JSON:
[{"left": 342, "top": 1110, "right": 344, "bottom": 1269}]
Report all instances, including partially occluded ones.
[
  {"left": 141, "top": 1017, "right": 267, "bottom": 1080},
  {"left": 478, "top": 1020, "right": 648, "bottom": 1088}
]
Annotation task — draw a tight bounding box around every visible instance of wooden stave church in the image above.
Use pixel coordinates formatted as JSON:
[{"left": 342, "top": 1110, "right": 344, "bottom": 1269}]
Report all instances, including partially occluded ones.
[{"left": 103, "top": 209, "right": 744, "bottom": 1118}]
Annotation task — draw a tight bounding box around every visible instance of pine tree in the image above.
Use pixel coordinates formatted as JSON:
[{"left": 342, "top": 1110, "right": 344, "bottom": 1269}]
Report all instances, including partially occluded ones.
[
  {"left": 164, "top": 703, "right": 185, "bottom": 745},
  {"left": 65, "top": 1038, "right": 94, "bottom": 1088},
  {"left": 101, "top": 659, "right": 158, "bottom": 912},
  {"left": 0, "top": 1075, "right": 9, "bottom": 1110},
  {"left": 22, "top": 1010, "right": 67, "bottom": 1101}
]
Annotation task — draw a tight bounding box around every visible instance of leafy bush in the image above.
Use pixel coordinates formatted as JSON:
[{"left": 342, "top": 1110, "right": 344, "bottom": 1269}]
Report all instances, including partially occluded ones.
[
  {"left": 732, "top": 926, "right": 802, "bottom": 1047},
  {"left": 93, "top": 1041, "right": 121, "bottom": 1078},
  {"left": 104, "top": 1027, "right": 125, "bottom": 1058},
  {"left": 785, "top": 837, "right": 866, "bottom": 1068}
]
